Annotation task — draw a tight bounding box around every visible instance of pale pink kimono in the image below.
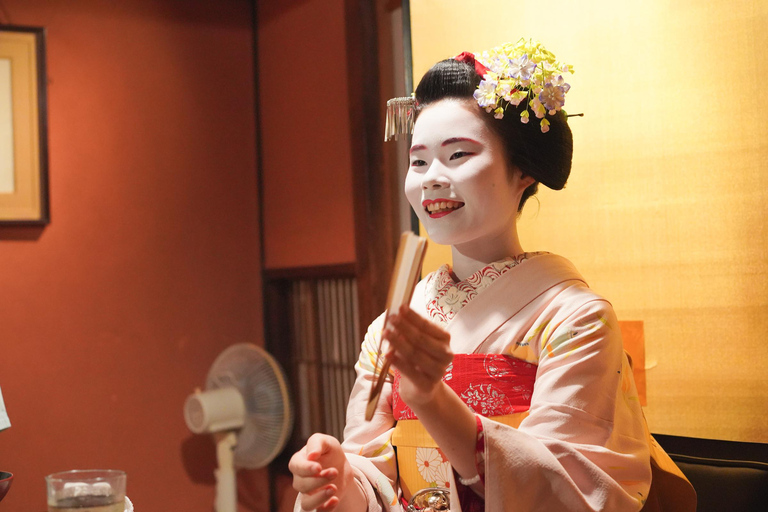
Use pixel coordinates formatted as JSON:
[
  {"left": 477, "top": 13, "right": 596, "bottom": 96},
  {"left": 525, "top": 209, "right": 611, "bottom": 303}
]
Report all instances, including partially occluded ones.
[{"left": 330, "top": 254, "right": 652, "bottom": 511}]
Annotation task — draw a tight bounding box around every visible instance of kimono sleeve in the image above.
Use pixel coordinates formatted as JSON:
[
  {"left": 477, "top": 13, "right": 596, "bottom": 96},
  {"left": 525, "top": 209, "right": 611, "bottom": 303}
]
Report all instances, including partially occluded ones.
[
  {"left": 340, "top": 313, "right": 402, "bottom": 511},
  {"left": 480, "top": 298, "right": 652, "bottom": 511}
]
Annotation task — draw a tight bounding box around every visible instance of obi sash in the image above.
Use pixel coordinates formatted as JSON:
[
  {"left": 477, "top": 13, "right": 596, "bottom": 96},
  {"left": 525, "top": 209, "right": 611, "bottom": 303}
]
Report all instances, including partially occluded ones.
[
  {"left": 392, "top": 354, "right": 537, "bottom": 420},
  {"left": 391, "top": 354, "right": 537, "bottom": 503}
]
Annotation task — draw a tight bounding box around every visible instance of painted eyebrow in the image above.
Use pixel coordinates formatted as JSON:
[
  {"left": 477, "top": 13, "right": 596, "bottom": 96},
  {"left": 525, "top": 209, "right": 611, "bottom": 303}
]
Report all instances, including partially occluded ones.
[
  {"left": 410, "top": 138, "right": 480, "bottom": 154},
  {"left": 442, "top": 137, "right": 481, "bottom": 146}
]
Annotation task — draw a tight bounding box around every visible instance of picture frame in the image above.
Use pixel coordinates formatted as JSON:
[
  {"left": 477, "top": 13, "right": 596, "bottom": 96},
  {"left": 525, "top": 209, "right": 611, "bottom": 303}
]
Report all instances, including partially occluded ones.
[{"left": 0, "top": 25, "right": 49, "bottom": 225}]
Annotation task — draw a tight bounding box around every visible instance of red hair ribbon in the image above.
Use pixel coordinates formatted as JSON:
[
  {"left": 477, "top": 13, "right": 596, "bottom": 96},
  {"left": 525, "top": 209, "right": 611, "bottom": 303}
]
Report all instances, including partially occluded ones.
[{"left": 454, "top": 51, "right": 490, "bottom": 78}]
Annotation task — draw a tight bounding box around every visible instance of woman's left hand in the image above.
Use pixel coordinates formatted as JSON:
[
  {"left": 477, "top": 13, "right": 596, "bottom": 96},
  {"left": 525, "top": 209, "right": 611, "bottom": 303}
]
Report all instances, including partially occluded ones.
[{"left": 383, "top": 304, "right": 453, "bottom": 407}]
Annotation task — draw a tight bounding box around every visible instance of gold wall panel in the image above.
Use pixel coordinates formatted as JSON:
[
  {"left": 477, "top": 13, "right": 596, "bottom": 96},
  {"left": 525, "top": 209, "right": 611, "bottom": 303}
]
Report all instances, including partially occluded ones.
[{"left": 411, "top": 0, "right": 768, "bottom": 442}]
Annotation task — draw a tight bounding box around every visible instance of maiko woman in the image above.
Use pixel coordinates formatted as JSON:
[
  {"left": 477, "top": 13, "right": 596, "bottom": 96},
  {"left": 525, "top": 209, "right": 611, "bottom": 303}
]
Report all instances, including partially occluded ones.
[{"left": 289, "top": 40, "right": 694, "bottom": 512}]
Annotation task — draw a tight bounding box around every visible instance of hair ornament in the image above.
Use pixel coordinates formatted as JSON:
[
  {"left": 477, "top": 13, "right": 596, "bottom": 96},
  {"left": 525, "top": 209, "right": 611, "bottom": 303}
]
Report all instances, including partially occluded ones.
[
  {"left": 466, "top": 39, "right": 574, "bottom": 133},
  {"left": 453, "top": 52, "right": 490, "bottom": 79},
  {"left": 384, "top": 96, "right": 416, "bottom": 142}
]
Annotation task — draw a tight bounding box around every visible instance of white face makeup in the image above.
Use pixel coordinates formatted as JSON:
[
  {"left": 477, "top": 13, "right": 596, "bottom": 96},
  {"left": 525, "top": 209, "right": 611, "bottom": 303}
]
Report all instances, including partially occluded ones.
[{"left": 404, "top": 99, "right": 529, "bottom": 254}]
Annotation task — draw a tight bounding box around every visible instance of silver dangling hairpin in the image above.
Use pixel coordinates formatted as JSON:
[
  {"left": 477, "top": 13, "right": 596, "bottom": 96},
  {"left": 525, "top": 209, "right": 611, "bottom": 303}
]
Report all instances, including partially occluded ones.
[{"left": 384, "top": 96, "right": 416, "bottom": 142}]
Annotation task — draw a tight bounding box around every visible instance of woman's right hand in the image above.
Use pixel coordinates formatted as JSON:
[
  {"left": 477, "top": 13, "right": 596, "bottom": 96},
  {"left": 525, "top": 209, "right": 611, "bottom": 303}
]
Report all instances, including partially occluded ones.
[
  {"left": 384, "top": 305, "right": 453, "bottom": 409},
  {"left": 289, "top": 433, "right": 361, "bottom": 511}
]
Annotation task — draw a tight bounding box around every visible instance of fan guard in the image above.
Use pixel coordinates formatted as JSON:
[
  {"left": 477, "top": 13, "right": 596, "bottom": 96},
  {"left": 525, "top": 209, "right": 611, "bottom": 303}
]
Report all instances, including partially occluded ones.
[{"left": 205, "top": 344, "right": 293, "bottom": 469}]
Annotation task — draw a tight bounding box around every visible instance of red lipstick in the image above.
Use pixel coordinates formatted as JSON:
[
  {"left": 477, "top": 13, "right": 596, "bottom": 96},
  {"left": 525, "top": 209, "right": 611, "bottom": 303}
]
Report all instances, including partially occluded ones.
[{"left": 422, "top": 199, "right": 465, "bottom": 218}]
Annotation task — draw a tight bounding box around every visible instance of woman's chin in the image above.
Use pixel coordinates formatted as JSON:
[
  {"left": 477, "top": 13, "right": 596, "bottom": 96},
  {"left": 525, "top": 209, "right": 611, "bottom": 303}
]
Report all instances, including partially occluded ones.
[{"left": 421, "top": 228, "right": 473, "bottom": 248}]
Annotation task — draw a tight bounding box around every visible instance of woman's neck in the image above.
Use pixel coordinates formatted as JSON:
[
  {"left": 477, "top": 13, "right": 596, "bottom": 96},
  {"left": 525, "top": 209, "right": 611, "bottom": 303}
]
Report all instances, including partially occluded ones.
[{"left": 450, "top": 228, "right": 525, "bottom": 281}]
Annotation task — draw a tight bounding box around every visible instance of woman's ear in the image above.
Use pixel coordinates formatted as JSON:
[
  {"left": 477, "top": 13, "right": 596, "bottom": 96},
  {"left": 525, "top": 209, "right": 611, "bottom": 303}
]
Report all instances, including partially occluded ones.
[
  {"left": 520, "top": 174, "right": 536, "bottom": 189},
  {"left": 509, "top": 166, "right": 536, "bottom": 193},
  {"left": 509, "top": 166, "right": 535, "bottom": 187}
]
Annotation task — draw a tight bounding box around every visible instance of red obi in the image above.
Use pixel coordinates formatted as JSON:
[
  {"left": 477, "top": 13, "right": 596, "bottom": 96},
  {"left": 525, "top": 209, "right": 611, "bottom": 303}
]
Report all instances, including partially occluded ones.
[{"left": 392, "top": 354, "right": 538, "bottom": 420}]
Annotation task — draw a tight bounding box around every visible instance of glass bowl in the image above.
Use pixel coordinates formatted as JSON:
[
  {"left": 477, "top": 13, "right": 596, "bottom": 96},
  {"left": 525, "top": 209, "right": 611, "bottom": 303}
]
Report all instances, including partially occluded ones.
[{"left": 0, "top": 472, "right": 13, "bottom": 502}]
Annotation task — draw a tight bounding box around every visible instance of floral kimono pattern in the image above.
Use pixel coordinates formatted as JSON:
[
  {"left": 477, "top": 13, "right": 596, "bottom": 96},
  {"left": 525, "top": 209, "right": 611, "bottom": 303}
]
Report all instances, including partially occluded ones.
[{"left": 317, "top": 253, "right": 657, "bottom": 512}]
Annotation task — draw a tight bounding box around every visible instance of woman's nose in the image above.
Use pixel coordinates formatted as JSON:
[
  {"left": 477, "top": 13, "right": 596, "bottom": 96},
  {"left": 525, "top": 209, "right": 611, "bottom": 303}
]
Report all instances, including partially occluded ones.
[
  {"left": 423, "top": 180, "right": 446, "bottom": 190},
  {"left": 421, "top": 163, "right": 449, "bottom": 190}
]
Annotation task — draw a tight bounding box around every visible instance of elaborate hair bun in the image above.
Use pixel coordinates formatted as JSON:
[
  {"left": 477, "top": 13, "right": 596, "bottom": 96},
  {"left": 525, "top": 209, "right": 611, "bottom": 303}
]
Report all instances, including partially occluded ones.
[{"left": 414, "top": 49, "right": 573, "bottom": 192}]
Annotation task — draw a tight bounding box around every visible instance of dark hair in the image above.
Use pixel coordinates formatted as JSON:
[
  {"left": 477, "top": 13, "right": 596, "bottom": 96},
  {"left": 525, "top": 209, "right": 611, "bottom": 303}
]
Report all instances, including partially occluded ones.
[{"left": 414, "top": 58, "right": 573, "bottom": 211}]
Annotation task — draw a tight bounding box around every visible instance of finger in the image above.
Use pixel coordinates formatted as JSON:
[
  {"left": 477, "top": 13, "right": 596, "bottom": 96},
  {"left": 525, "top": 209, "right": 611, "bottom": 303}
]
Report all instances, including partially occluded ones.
[
  {"left": 292, "top": 460, "right": 336, "bottom": 494},
  {"left": 290, "top": 447, "right": 336, "bottom": 494},
  {"left": 299, "top": 485, "right": 337, "bottom": 511},
  {"left": 318, "top": 467, "right": 339, "bottom": 480},
  {"left": 392, "top": 321, "right": 451, "bottom": 363},
  {"left": 383, "top": 325, "right": 416, "bottom": 359},
  {"left": 391, "top": 307, "right": 450, "bottom": 350},
  {"left": 290, "top": 462, "right": 323, "bottom": 479},
  {"left": 399, "top": 305, "right": 451, "bottom": 341},
  {"left": 318, "top": 495, "right": 340, "bottom": 512},
  {"left": 305, "top": 433, "right": 333, "bottom": 461},
  {"left": 394, "top": 309, "right": 451, "bottom": 351},
  {"left": 289, "top": 447, "right": 323, "bottom": 477},
  {"left": 388, "top": 315, "right": 452, "bottom": 366},
  {"left": 385, "top": 326, "right": 451, "bottom": 381},
  {"left": 389, "top": 350, "right": 444, "bottom": 388},
  {"left": 293, "top": 474, "right": 333, "bottom": 494}
]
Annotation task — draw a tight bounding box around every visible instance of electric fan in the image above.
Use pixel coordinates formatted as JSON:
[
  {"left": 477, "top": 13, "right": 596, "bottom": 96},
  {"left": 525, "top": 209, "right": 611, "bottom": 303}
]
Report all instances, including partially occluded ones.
[{"left": 184, "top": 343, "right": 293, "bottom": 512}]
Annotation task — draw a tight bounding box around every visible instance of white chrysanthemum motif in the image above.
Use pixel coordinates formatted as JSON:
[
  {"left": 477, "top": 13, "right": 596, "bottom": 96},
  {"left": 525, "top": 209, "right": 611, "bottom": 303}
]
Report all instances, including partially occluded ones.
[
  {"left": 437, "top": 286, "right": 468, "bottom": 315},
  {"left": 484, "top": 354, "right": 515, "bottom": 380},
  {"left": 461, "top": 384, "right": 512, "bottom": 416},
  {"left": 433, "top": 460, "right": 452, "bottom": 488},
  {"left": 415, "top": 447, "right": 444, "bottom": 483}
]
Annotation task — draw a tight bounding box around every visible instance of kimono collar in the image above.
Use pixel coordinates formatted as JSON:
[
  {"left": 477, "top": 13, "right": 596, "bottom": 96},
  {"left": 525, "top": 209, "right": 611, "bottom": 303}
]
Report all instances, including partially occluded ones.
[{"left": 424, "top": 252, "right": 545, "bottom": 326}]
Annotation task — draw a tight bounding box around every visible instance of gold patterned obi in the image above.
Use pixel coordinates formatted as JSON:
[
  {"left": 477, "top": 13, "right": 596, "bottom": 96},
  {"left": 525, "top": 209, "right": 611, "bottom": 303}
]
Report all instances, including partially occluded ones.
[{"left": 391, "top": 354, "right": 537, "bottom": 501}]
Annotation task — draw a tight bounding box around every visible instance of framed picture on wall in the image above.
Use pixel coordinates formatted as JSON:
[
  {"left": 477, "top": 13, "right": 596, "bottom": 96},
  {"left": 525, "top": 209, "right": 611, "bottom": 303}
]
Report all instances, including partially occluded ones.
[{"left": 0, "top": 25, "right": 49, "bottom": 225}]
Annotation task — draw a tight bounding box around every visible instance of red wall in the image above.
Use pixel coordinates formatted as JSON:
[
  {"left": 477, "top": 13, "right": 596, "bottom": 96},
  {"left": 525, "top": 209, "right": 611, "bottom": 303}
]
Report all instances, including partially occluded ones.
[
  {"left": 0, "top": 1, "right": 265, "bottom": 510},
  {"left": 258, "top": 0, "right": 356, "bottom": 269}
]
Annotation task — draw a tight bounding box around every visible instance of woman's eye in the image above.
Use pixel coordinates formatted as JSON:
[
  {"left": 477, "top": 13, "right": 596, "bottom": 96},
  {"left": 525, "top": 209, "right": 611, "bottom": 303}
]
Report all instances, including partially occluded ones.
[
  {"left": 450, "top": 151, "right": 472, "bottom": 160},
  {"left": 410, "top": 159, "right": 427, "bottom": 167}
]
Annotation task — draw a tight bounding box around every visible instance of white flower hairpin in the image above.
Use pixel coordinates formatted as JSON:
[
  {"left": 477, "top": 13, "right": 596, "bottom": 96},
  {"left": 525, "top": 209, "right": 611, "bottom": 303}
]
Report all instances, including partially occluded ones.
[{"left": 462, "top": 38, "right": 575, "bottom": 133}]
